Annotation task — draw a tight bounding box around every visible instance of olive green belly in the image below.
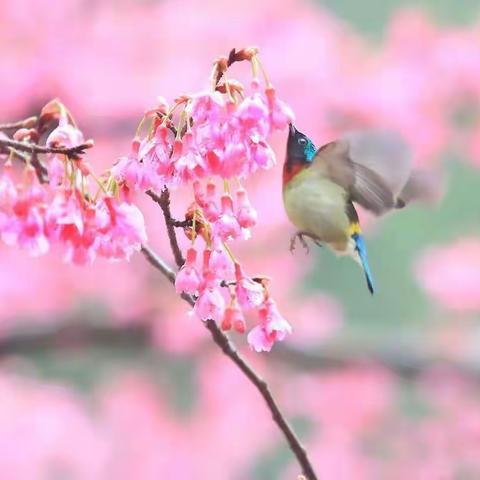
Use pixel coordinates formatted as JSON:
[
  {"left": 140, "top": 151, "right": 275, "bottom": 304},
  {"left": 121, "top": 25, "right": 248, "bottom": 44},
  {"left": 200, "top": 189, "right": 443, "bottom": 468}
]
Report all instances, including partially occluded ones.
[{"left": 283, "top": 175, "right": 350, "bottom": 250}]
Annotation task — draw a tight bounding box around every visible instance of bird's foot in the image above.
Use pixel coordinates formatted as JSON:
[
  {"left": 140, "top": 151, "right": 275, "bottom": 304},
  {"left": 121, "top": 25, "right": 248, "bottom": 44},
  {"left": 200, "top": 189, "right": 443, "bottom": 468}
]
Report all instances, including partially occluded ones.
[{"left": 290, "top": 231, "right": 322, "bottom": 254}]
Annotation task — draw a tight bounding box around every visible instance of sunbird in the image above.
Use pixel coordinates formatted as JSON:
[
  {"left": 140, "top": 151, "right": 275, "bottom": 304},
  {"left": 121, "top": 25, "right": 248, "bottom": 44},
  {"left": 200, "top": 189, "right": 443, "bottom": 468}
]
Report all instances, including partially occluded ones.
[{"left": 283, "top": 124, "right": 438, "bottom": 294}]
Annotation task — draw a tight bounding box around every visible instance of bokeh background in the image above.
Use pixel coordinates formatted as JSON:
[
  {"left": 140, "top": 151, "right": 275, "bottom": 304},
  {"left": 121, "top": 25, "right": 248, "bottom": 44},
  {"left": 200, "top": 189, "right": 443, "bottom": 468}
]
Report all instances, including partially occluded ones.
[{"left": 2, "top": 0, "right": 480, "bottom": 478}]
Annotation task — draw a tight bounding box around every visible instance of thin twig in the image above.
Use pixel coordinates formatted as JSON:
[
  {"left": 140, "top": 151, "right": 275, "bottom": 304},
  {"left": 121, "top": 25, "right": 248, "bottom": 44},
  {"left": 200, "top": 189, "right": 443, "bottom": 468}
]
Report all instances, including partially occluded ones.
[
  {"left": 140, "top": 244, "right": 316, "bottom": 479},
  {"left": 170, "top": 218, "right": 192, "bottom": 228},
  {"left": 0, "top": 116, "right": 37, "bottom": 131},
  {"left": 140, "top": 244, "right": 176, "bottom": 283},
  {"left": 4, "top": 145, "right": 49, "bottom": 185},
  {"left": 146, "top": 188, "right": 185, "bottom": 267},
  {"left": 0, "top": 137, "right": 94, "bottom": 160},
  {"left": 30, "top": 151, "right": 49, "bottom": 184},
  {"left": 143, "top": 187, "right": 318, "bottom": 480}
]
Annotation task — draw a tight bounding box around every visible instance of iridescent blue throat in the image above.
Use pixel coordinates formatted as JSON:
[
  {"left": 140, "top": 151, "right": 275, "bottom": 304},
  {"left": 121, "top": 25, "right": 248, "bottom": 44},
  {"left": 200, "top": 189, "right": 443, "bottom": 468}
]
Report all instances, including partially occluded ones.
[{"left": 303, "top": 139, "right": 316, "bottom": 162}]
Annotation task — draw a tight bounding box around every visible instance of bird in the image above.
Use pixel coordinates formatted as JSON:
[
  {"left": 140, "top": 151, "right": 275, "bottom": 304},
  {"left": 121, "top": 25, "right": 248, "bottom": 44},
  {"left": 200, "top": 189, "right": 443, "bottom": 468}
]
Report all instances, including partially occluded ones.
[{"left": 283, "top": 124, "right": 439, "bottom": 294}]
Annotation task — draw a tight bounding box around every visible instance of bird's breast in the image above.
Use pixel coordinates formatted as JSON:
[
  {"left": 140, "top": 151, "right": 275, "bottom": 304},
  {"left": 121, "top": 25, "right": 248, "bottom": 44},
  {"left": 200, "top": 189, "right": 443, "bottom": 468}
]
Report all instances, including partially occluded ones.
[{"left": 283, "top": 171, "right": 351, "bottom": 251}]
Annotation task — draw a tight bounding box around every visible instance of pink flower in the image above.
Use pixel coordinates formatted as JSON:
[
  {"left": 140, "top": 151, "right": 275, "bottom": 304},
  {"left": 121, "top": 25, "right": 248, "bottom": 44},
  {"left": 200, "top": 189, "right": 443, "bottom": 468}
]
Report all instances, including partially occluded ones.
[
  {"left": 265, "top": 86, "right": 295, "bottom": 130},
  {"left": 46, "top": 114, "right": 84, "bottom": 148},
  {"left": 235, "top": 188, "right": 257, "bottom": 229},
  {"left": 221, "top": 303, "right": 245, "bottom": 333},
  {"left": 235, "top": 94, "right": 270, "bottom": 138},
  {"left": 234, "top": 263, "right": 265, "bottom": 310},
  {"left": 221, "top": 141, "right": 248, "bottom": 178},
  {"left": 248, "top": 298, "right": 292, "bottom": 352},
  {"left": 175, "top": 247, "right": 201, "bottom": 295},
  {"left": 138, "top": 125, "right": 173, "bottom": 188},
  {"left": 188, "top": 92, "right": 226, "bottom": 125},
  {"left": 204, "top": 150, "right": 222, "bottom": 177},
  {"left": 193, "top": 181, "right": 207, "bottom": 208},
  {"left": 20, "top": 211, "right": 50, "bottom": 256},
  {"left": 261, "top": 298, "right": 292, "bottom": 340},
  {"left": 62, "top": 209, "right": 97, "bottom": 265},
  {"left": 1, "top": 173, "right": 49, "bottom": 257},
  {"left": 209, "top": 241, "right": 233, "bottom": 278},
  {"left": 173, "top": 132, "right": 206, "bottom": 183},
  {"left": 46, "top": 190, "right": 83, "bottom": 235},
  {"left": 111, "top": 138, "right": 144, "bottom": 190},
  {"left": 194, "top": 281, "right": 226, "bottom": 322},
  {"left": 415, "top": 238, "right": 480, "bottom": 312},
  {"left": 203, "top": 181, "right": 219, "bottom": 222},
  {"left": 249, "top": 139, "right": 276, "bottom": 170},
  {"left": 247, "top": 325, "right": 275, "bottom": 353},
  {"left": 0, "top": 163, "right": 17, "bottom": 209},
  {"left": 201, "top": 247, "right": 212, "bottom": 273},
  {"left": 3, "top": 207, "right": 49, "bottom": 257},
  {"left": 213, "top": 194, "right": 241, "bottom": 241},
  {"left": 47, "top": 154, "right": 66, "bottom": 187},
  {"left": 95, "top": 197, "right": 147, "bottom": 261}
]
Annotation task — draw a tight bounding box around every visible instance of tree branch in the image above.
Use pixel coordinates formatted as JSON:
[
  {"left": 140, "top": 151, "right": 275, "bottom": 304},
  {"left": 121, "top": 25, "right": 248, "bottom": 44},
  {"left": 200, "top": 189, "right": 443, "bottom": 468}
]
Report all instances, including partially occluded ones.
[
  {"left": 0, "top": 111, "right": 318, "bottom": 477},
  {"left": 0, "top": 137, "right": 94, "bottom": 160},
  {"left": 142, "top": 187, "right": 318, "bottom": 480},
  {"left": 2, "top": 315, "right": 480, "bottom": 384},
  {"left": 140, "top": 244, "right": 176, "bottom": 283},
  {"left": 146, "top": 189, "right": 185, "bottom": 267},
  {"left": 0, "top": 322, "right": 149, "bottom": 356},
  {"left": 0, "top": 116, "right": 38, "bottom": 131},
  {"left": 274, "top": 343, "right": 480, "bottom": 381}
]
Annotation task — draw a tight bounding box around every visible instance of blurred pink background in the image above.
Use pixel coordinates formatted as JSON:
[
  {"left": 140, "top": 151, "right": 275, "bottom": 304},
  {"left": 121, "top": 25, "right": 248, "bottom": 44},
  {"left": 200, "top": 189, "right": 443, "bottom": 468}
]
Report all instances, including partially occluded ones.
[{"left": 2, "top": 0, "right": 480, "bottom": 478}]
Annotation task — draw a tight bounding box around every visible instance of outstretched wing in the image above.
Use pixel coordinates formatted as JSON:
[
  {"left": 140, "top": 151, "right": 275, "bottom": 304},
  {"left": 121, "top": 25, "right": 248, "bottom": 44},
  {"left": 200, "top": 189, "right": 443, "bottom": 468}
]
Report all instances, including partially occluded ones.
[
  {"left": 312, "top": 130, "right": 413, "bottom": 215},
  {"left": 396, "top": 169, "right": 444, "bottom": 207}
]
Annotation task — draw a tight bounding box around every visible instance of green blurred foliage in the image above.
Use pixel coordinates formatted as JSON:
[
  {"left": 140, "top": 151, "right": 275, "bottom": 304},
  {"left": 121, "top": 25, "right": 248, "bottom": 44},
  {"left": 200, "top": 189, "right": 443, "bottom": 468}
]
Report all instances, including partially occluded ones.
[
  {"left": 22, "top": 343, "right": 199, "bottom": 415},
  {"left": 306, "top": 160, "right": 480, "bottom": 337},
  {"left": 319, "top": 0, "right": 480, "bottom": 36}
]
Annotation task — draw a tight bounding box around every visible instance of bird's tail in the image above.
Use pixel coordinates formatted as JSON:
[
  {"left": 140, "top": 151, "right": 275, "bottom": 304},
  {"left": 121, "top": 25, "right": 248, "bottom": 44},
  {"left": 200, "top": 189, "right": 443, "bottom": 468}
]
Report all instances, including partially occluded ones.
[{"left": 351, "top": 233, "right": 375, "bottom": 295}]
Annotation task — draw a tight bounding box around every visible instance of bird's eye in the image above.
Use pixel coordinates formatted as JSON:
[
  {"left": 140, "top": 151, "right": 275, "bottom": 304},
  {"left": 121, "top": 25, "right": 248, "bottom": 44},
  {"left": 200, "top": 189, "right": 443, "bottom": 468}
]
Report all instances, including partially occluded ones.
[{"left": 298, "top": 138, "right": 307, "bottom": 146}]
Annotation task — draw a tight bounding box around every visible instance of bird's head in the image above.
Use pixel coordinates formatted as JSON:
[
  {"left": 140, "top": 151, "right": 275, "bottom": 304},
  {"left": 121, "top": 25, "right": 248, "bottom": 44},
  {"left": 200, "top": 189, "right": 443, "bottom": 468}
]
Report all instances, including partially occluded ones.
[
  {"left": 283, "top": 124, "right": 316, "bottom": 185},
  {"left": 287, "top": 124, "right": 316, "bottom": 162}
]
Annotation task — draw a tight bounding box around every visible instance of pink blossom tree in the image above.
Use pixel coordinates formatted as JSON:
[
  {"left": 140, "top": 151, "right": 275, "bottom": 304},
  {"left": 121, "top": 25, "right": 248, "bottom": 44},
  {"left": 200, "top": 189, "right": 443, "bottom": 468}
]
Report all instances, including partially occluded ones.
[
  {"left": 0, "top": 46, "right": 318, "bottom": 478},
  {"left": 2, "top": 1, "right": 480, "bottom": 478}
]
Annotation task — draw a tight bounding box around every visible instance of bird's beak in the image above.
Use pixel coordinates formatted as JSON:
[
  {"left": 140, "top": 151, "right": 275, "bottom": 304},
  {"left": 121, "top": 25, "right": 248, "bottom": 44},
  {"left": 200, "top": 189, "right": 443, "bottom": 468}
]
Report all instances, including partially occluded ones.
[{"left": 288, "top": 123, "right": 296, "bottom": 136}]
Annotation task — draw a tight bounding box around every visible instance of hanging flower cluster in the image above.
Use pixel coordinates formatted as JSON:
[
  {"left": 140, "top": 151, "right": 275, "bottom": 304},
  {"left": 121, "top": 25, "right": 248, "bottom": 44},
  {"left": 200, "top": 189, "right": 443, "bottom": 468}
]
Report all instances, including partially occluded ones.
[
  {"left": 0, "top": 101, "right": 147, "bottom": 264},
  {"left": 0, "top": 47, "right": 293, "bottom": 352},
  {"left": 112, "top": 54, "right": 292, "bottom": 190},
  {"left": 112, "top": 47, "right": 294, "bottom": 351}
]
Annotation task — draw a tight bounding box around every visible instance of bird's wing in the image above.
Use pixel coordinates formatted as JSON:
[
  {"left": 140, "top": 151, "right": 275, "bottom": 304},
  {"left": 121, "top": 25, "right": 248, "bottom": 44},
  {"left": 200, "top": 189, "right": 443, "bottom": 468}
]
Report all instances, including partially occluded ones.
[
  {"left": 396, "top": 170, "right": 443, "bottom": 207},
  {"left": 312, "top": 131, "right": 413, "bottom": 215}
]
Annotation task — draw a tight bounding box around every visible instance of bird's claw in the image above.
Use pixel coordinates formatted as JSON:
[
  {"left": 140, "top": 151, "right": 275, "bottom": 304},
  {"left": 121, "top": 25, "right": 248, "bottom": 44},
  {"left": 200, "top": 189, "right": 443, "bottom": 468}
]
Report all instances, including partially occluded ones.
[{"left": 290, "top": 232, "right": 321, "bottom": 255}]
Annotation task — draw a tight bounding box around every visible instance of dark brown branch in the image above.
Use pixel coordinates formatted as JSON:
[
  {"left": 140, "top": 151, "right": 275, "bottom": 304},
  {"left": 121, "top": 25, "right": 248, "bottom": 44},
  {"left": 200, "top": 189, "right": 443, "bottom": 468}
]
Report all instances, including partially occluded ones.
[
  {"left": 3, "top": 313, "right": 480, "bottom": 383},
  {"left": 146, "top": 188, "right": 185, "bottom": 267},
  {"left": 0, "top": 137, "right": 94, "bottom": 160},
  {"left": 140, "top": 244, "right": 316, "bottom": 479},
  {"left": 212, "top": 46, "right": 258, "bottom": 87},
  {"left": 30, "top": 152, "right": 49, "bottom": 184},
  {"left": 0, "top": 322, "right": 149, "bottom": 356},
  {"left": 1, "top": 143, "right": 49, "bottom": 184},
  {"left": 274, "top": 343, "right": 480, "bottom": 381},
  {"left": 140, "top": 244, "right": 176, "bottom": 283},
  {"left": 170, "top": 218, "right": 192, "bottom": 228},
  {"left": 0, "top": 116, "right": 38, "bottom": 131},
  {"left": 143, "top": 188, "right": 318, "bottom": 480}
]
